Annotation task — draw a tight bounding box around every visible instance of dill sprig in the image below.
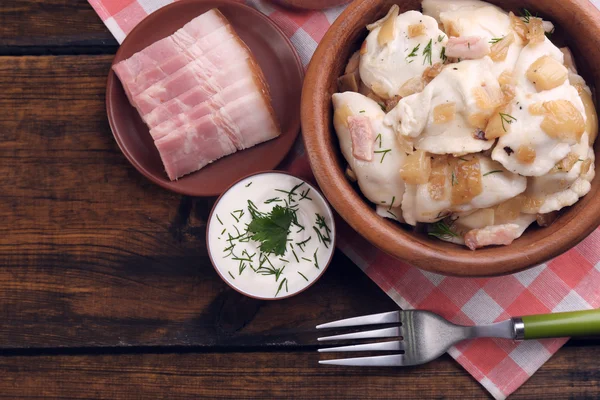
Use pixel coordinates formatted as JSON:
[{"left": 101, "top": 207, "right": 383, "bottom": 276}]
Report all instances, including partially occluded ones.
[
  {"left": 264, "top": 197, "right": 283, "bottom": 204},
  {"left": 428, "top": 220, "right": 459, "bottom": 240},
  {"left": 238, "top": 260, "right": 248, "bottom": 276},
  {"left": 296, "top": 236, "right": 312, "bottom": 252},
  {"left": 406, "top": 43, "right": 421, "bottom": 59},
  {"left": 520, "top": 8, "right": 538, "bottom": 23},
  {"left": 275, "top": 182, "right": 305, "bottom": 204},
  {"left": 374, "top": 133, "right": 382, "bottom": 148},
  {"left": 483, "top": 170, "right": 503, "bottom": 177},
  {"left": 388, "top": 196, "right": 396, "bottom": 211},
  {"left": 275, "top": 278, "right": 289, "bottom": 297},
  {"left": 374, "top": 149, "right": 391, "bottom": 163},
  {"left": 299, "top": 188, "right": 312, "bottom": 201},
  {"left": 499, "top": 113, "right": 517, "bottom": 132},
  {"left": 489, "top": 36, "right": 505, "bottom": 44},
  {"left": 422, "top": 39, "right": 433, "bottom": 65},
  {"left": 256, "top": 255, "right": 286, "bottom": 281},
  {"left": 313, "top": 249, "right": 320, "bottom": 269},
  {"left": 298, "top": 271, "right": 309, "bottom": 282},
  {"left": 313, "top": 214, "right": 332, "bottom": 249}
]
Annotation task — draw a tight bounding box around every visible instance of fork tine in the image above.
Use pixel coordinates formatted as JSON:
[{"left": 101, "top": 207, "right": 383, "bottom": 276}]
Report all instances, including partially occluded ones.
[
  {"left": 316, "top": 311, "right": 400, "bottom": 329},
  {"left": 319, "top": 354, "right": 404, "bottom": 367},
  {"left": 318, "top": 326, "right": 400, "bottom": 342},
  {"left": 318, "top": 340, "right": 404, "bottom": 353}
]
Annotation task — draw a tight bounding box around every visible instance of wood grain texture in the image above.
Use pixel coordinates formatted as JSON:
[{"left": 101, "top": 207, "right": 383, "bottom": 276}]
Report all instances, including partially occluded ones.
[
  {"left": 0, "top": 0, "right": 117, "bottom": 53},
  {"left": 301, "top": 0, "right": 600, "bottom": 277},
  {"left": 0, "top": 4, "right": 598, "bottom": 399},
  {"left": 0, "top": 348, "right": 599, "bottom": 399},
  {"left": 0, "top": 54, "right": 396, "bottom": 348}
]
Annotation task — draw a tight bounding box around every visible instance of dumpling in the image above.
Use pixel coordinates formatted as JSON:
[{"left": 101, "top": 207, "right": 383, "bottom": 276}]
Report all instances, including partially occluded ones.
[
  {"left": 423, "top": 0, "right": 524, "bottom": 78},
  {"left": 401, "top": 155, "right": 527, "bottom": 225},
  {"left": 332, "top": 92, "right": 407, "bottom": 217},
  {"left": 384, "top": 57, "right": 502, "bottom": 156},
  {"left": 512, "top": 38, "right": 567, "bottom": 94},
  {"left": 523, "top": 132, "right": 595, "bottom": 214},
  {"left": 359, "top": 7, "right": 447, "bottom": 99},
  {"left": 491, "top": 84, "right": 586, "bottom": 176},
  {"left": 422, "top": 0, "right": 500, "bottom": 22}
]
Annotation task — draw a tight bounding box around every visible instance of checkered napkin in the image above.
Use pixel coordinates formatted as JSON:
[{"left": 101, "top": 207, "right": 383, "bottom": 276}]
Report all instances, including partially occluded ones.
[{"left": 88, "top": 0, "right": 600, "bottom": 398}]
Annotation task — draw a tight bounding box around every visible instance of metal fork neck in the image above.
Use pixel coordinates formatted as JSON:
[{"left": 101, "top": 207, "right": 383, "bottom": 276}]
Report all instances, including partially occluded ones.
[{"left": 464, "top": 319, "right": 516, "bottom": 340}]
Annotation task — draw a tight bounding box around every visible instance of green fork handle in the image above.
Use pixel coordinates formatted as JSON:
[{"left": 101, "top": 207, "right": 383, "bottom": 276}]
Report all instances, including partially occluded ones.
[{"left": 519, "top": 309, "right": 600, "bottom": 340}]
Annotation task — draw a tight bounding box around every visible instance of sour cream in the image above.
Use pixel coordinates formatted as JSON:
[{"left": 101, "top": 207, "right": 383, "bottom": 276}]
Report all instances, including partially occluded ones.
[{"left": 207, "top": 172, "right": 335, "bottom": 300}]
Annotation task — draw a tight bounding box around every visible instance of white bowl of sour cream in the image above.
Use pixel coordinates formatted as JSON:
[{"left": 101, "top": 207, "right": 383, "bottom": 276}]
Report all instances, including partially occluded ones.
[{"left": 207, "top": 171, "right": 336, "bottom": 300}]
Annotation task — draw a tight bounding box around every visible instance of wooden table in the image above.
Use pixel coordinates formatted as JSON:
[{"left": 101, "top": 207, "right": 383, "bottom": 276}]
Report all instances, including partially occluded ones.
[{"left": 0, "top": 1, "right": 599, "bottom": 398}]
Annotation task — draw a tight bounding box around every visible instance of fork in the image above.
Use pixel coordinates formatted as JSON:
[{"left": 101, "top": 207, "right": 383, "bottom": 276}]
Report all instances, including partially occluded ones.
[{"left": 317, "top": 309, "right": 600, "bottom": 366}]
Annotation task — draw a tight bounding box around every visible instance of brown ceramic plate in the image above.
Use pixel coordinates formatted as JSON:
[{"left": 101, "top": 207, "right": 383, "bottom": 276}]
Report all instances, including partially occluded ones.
[
  {"left": 302, "top": 0, "right": 600, "bottom": 277},
  {"left": 106, "top": 0, "right": 303, "bottom": 197}
]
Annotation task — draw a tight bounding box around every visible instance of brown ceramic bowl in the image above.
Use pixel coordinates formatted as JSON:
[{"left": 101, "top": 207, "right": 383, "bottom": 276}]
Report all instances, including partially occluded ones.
[
  {"left": 271, "top": 0, "right": 351, "bottom": 10},
  {"left": 106, "top": 0, "right": 303, "bottom": 197},
  {"left": 302, "top": 0, "right": 600, "bottom": 277}
]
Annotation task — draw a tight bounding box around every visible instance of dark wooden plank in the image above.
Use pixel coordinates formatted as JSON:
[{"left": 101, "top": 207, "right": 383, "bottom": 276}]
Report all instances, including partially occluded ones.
[
  {"left": 0, "top": 347, "right": 598, "bottom": 399},
  {"left": 0, "top": 55, "right": 399, "bottom": 349},
  {"left": 0, "top": 0, "right": 117, "bottom": 52}
]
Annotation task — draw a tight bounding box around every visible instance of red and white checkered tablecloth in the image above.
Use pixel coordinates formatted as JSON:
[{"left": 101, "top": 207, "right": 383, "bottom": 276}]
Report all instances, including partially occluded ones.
[{"left": 88, "top": 0, "right": 600, "bottom": 398}]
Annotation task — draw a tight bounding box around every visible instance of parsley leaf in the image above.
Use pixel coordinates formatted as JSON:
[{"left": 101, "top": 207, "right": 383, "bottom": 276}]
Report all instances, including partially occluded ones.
[{"left": 247, "top": 205, "right": 293, "bottom": 256}]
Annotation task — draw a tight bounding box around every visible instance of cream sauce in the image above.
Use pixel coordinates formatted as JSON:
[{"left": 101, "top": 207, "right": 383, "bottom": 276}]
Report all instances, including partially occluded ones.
[{"left": 208, "top": 173, "right": 335, "bottom": 299}]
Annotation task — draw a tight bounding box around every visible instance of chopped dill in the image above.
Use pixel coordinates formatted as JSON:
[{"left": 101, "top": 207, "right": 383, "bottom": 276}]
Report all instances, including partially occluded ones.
[
  {"left": 483, "top": 170, "right": 503, "bottom": 176},
  {"left": 499, "top": 113, "right": 517, "bottom": 132},
  {"left": 406, "top": 43, "right": 421, "bottom": 60},
  {"left": 275, "top": 278, "right": 288, "bottom": 297},
  {"left": 298, "top": 271, "right": 309, "bottom": 282},
  {"left": 422, "top": 39, "right": 433, "bottom": 65},
  {"left": 374, "top": 149, "right": 392, "bottom": 163},
  {"left": 428, "top": 220, "right": 459, "bottom": 240},
  {"left": 375, "top": 133, "right": 382, "bottom": 148},
  {"left": 296, "top": 236, "right": 312, "bottom": 252},
  {"left": 520, "top": 8, "right": 537, "bottom": 23}
]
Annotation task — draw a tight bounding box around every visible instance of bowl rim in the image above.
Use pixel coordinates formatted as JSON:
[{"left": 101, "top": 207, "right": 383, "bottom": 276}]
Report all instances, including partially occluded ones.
[
  {"left": 301, "top": 0, "right": 600, "bottom": 277},
  {"left": 205, "top": 170, "right": 337, "bottom": 300}
]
